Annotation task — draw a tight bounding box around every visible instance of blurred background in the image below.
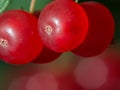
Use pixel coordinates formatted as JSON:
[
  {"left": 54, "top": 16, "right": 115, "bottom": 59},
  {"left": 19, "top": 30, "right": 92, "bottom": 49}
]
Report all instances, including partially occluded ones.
[{"left": 0, "top": 0, "right": 120, "bottom": 90}]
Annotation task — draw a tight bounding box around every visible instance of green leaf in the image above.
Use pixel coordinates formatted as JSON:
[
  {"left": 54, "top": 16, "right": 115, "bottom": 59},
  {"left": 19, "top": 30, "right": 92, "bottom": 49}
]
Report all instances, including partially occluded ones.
[{"left": 0, "top": 0, "right": 10, "bottom": 13}]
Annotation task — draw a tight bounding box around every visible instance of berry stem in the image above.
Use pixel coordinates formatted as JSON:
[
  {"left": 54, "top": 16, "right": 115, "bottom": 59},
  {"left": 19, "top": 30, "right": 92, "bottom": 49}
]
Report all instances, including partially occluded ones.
[
  {"left": 29, "top": 0, "right": 36, "bottom": 14},
  {"left": 75, "top": 0, "right": 79, "bottom": 3}
]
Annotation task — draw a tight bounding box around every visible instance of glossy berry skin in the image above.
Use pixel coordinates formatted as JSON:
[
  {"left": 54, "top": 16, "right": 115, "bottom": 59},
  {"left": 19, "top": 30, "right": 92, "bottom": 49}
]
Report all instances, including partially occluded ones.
[
  {"left": 38, "top": 0, "right": 88, "bottom": 52},
  {"left": 33, "top": 11, "right": 61, "bottom": 64},
  {"left": 0, "top": 10, "right": 43, "bottom": 64},
  {"left": 72, "top": 1, "right": 115, "bottom": 57},
  {"left": 33, "top": 47, "right": 62, "bottom": 63}
]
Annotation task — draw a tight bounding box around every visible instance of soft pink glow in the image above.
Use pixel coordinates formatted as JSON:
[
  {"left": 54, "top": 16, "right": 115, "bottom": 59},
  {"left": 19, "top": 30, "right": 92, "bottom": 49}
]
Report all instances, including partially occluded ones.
[
  {"left": 26, "top": 72, "right": 58, "bottom": 90},
  {"left": 74, "top": 57, "right": 108, "bottom": 89}
]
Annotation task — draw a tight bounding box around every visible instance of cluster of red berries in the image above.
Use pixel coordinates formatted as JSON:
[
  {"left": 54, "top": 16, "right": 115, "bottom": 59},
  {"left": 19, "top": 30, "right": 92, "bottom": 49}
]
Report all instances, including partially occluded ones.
[{"left": 0, "top": 0, "right": 114, "bottom": 65}]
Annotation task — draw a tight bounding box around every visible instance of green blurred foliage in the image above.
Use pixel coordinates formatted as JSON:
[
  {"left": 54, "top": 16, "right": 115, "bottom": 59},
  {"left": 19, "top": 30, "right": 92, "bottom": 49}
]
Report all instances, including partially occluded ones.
[
  {"left": 0, "top": 0, "right": 10, "bottom": 13},
  {"left": 5, "top": 0, "right": 51, "bottom": 12}
]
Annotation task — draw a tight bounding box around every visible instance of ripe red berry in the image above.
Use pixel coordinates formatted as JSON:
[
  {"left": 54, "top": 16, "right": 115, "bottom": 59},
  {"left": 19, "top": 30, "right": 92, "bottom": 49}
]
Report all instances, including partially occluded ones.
[
  {"left": 0, "top": 10, "right": 43, "bottom": 64},
  {"left": 33, "top": 10, "right": 61, "bottom": 64},
  {"left": 38, "top": 0, "right": 88, "bottom": 52},
  {"left": 33, "top": 47, "right": 62, "bottom": 63},
  {"left": 72, "top": 1, "right": 115, "bottom": 57}
]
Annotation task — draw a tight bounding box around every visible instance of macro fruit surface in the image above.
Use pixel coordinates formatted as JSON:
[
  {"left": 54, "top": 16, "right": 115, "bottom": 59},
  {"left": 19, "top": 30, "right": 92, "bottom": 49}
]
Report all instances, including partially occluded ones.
[
  {"left": 72, "top": 1, "right": 115, "bottom": 57},
  {"left": 38, "top": 0, "right": 88, "bottom": 52},
  {"left": 0, "top": 10, "right": 43, "bottom": 64}
]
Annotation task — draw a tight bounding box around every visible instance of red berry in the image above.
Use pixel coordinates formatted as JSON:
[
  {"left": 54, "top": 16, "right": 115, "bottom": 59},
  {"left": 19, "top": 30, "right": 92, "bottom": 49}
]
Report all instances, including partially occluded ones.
[
  {"left": 38, "top": 0, "right": 88, "bottom": 52},
  {"left": 33, "top": 10, "right": 61, "bottom": 64},
  {"left": 33, "top": 47, "right": 62, "bottom": 63},
  {"left": 72, "top": 1, "right": 115, "bottom": 57},
  {"left": 0, "top": 10, "right": 43, "bottom": 64}
]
